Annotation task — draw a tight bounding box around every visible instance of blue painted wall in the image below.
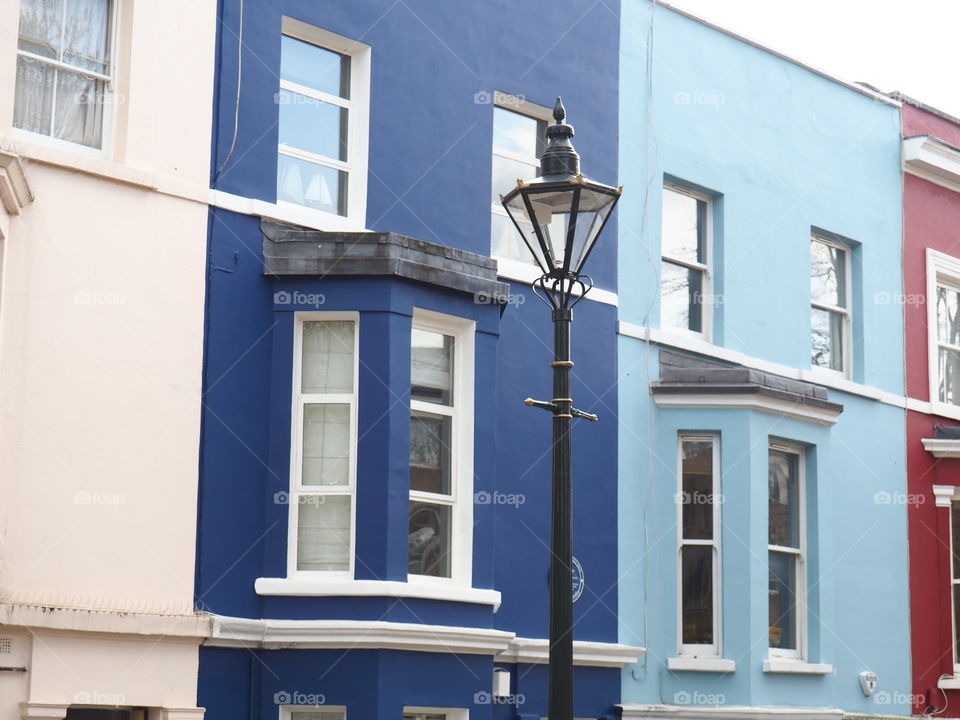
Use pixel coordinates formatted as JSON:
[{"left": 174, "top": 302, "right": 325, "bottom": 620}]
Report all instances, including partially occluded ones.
[
  {"left": 199, "top": 0, "right": 623, "bottom": 716},
  {"left": 617, "top": 0, "right": 909, "bottom": 714}
]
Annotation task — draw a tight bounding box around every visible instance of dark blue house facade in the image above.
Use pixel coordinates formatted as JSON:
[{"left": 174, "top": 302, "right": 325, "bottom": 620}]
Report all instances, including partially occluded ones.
[{"left": 196, "top": 2, "right": 632, "bottom": 719}]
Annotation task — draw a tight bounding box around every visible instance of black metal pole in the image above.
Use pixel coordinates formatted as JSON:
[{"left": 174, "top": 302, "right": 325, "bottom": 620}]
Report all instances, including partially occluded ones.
[{"left": 548, "top": 305, "right": 574, "bottom": 720}]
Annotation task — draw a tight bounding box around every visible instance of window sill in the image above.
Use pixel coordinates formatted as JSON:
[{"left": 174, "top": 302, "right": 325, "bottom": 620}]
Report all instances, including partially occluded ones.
[
  {"left": 254, "top": 577, "right": 501, "bottom": 610},
  {"left": 492, "top": 255, "right": 619, "bottom": 307},
  {"left": 762, "top": 659, "right": 833, "bottom": 675},
  {"left": 938, "top": 675, "right": 960, "bottom": 689},
  {"left": 668, "top": 657, "right": 736, "bottom": 673},
  {"left": 213, "top": 190, "right": 368, "bottom": 233}
]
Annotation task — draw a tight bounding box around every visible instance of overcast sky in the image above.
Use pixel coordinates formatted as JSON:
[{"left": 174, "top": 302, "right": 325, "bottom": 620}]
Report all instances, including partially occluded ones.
[{"left": 663, "top": 0, "right": 960, "bottom": 118}]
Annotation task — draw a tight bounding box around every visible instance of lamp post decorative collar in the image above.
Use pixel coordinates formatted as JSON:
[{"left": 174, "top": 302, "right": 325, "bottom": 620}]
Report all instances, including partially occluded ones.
[{"left": 540, "top": 97, "right": 580, "bottom": 178}]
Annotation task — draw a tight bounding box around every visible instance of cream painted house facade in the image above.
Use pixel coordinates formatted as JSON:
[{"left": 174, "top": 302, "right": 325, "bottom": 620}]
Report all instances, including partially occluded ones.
[{"left": 0, "top": 2, "right": 216, "bottom": 719}]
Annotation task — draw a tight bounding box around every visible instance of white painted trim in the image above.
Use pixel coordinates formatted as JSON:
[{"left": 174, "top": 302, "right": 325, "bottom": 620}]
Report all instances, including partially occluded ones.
[
  {"left": 403, "top": 709, "right": 468, "bottom": 720},
  {"left": 281, "top": 705, "right": 344, "bottom": 720},
  {"left": 904, "top": 136, "right": 960, "bottom": 194},
  {"left": 809, "top": 234, "right": 852, "bottom": 379},
  {"left": 661, "top": 182, "right": 714, "bottom": 342},
  {"left": 20, "top": 705, "right": 68, "bottom": 720},
  {"left": 926, "top": 249, "right": 960, "bottom": 411},
  {"left": 619, "top": 322, "right": 905, "bottom": 408},
  {"left": 207, "top": 615, "right": 513, "bottom": 654},
  {"left": 938, "top": 675, "right": 960, "bottom": 689},
  {"left": 499, "top": 637, "right": 645, "bottom": 668},
  {"left": 924, "top": 439, "right": 960, "bottom": 459},
  {"left": 653, "top": 392, "right": 841, "bottom": 426},
  {"left": 253, "top": 577, "right": 501, "bottom": 608},
  {"left": 667, "top": 657, "right": 735, "bottom": 673},
  {"left": 212, "top": 188, "right": 366, "bottom": 231},
  {"left": 932, "top": 485, "right": 960, "bottom": 508},
  {"left": 159, "top": 711, "right": 205, "bottom": 720},
  {"left": 619, "top": 705, "right": 842, "bottom": 720},
  {"left": 762, "top": 659, "right": 833, "bottom": 674},
  {"left": 493, "top": 256, "right": 618, "bottom": 307}
]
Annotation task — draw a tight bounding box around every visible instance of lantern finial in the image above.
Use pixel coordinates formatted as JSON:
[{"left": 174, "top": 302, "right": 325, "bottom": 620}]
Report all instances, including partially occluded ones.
[
  {"left": 541, "top": 97, "right": 579, "bottom": 177},
  {"left": 553, "top": 97, "right": 566, "bottom": 124}
]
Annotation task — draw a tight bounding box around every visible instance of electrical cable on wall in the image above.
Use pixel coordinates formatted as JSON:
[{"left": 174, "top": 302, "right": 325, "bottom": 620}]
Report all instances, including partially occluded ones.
[{"left": 213, "top": 0, "right": 245, "bottom": 185}]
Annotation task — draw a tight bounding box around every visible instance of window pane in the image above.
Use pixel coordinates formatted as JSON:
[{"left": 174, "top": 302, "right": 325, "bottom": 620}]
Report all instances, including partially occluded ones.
[
  {"left": 491, "top": 153, "right": 538, "bottom": 204},
  {"left": 492, "top": 211, "right": 533, "bottom": 263},
  {"left": 938, "top": 285, "right": 960, "bottom": 346},
  {"left": 13, "top": 56, "right": 55, "bottom": 136},
  {"left": 18, "top": 0, "right": 64, "bottom": 60},
  {"left": 302, "top": 404, "right": 350, "bottom": 486},
  {"left": 62, "top": 0, "right": 110, "bottom": 74},
  {"left": 681, "top": 545, "right": 713, "bottom": 645},
  {"left": 768, "top": 550, "right": 797, "bottom": 650},
  {"left": 493, "top": 106, "right": 541, "bottom": 157},
  {"left": 810, "top": 239, "right": 846, "bottom": 308},
  {"left": 411, "top": 329, "right": 454, "bottom": 405},
  {"left": 662, "top": 187, "right": 705, "bottom": 264},
  {"left": 681, "top": 440, "right": 713, "bottom": 540},
  {"left": 408, "top": 501, "right": 451, "bottom": 577},
  {"left": 53, "top": 68, "right": 105, "bottom": 148},
  {"left": 953, "top": 504, "right": 960, "bottom": 579},
  {"left": 661, "top": 261, "right": 703, "bottom": 333},
  {"left": 410, "top": 411, "right": 451, "bottom": 495},
  {"left": 278, "top": 154, "right": 347, "bottom": 215},
  {"left": 296, "top": 495, "right": 351, "bottom": 571},
  {"left": 811, "top": 306, "right": 844, "bottom": 372},
  {"left": 280, "top": 35, "right": 349, "bottom": 98},
  {"left": 301, "top": 320, "right": 355, "bottom": 394},
  {"left": 279, "top": 89, "right": 347, "bottom": 161},
  {"left": 940, "top": 347, "right": 960, "bottom": 405},
  {"left": 768, "top": 448, "right": 799, "bottom": 548}
]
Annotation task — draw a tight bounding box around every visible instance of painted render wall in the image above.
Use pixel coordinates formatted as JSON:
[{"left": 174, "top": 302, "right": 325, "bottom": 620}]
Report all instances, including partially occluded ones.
[
  {"left": 617, "top": 0, "right": 909, "bottom": 714},
  {"left": 0, "top": 0, "right": 217, "bottom": 715}
]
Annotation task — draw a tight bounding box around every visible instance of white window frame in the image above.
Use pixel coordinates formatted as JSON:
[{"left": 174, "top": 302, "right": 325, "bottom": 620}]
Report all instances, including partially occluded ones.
[
  {"left": 12, "top": 0, "right": 119, "bottom": 158},
  {"left": 278, "top": 18, "right": 370, "bottom": 231},
  {"left": 490, "top": 93, "right": 551, "bottom": 276},
  {"left": 660, "top": 182, "right": 713, "bottom": 341},
  {"left": 676, "top": 434, "right": 722, "bottom": 658},
  {"left": 409, "top": 309, "right": 475, "bottom": 588},
  {"left": 287, "top": 311, "right": 360, "bottom": 579},
  {"left": 950, "top": 500, "right": 960, "bottom": 674},
  {"left": 810, "top": 233, "right": 852, "bottom": 379},
  {"left": 926, "top": 249, "right": 960, "bottom": 414},
  {"left": 403, "top": 708, "right": 468, "bottom": 720},
  {"left": 280, "top": 706, "right": 346, "bottom": 720},
  {"left": 767, "top": 442, "right": 807, "bottom": 661}
]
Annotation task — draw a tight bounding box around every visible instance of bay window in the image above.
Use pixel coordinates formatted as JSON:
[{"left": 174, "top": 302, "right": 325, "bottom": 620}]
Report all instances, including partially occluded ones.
[
  {"left": 678, "top": 435, "right": 720, "bottom": 657},
  {"left": 408, "top": 311, "right": 474, "bottom": 583},
  {"left": 289, "top": 314, "right": 358, "bottom": 575},
  {"left": 768, "top": 444, "right": 805, "bottom": 658},
  {"left": 14, "top": 0, "right": 114, "bottom": 150}
]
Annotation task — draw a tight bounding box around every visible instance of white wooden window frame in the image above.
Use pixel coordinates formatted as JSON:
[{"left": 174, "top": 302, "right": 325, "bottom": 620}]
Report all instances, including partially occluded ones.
[
  {"left": 660, "top": 182, "right": 713, "bottom": 342},
  {"left": 409, "top": 309, "right": 475, "bottom": 588},
  {"left": 926, "top": 249, "right": 960, "bottom": 414},
  {"left": 12, "top": 0, "right": 119, "bottom": 158},
  {"left": 287, "top": 311, "right": 360, "bottom": 579},
  {"left": 676, "top": 433, "right": 722, "bottom": 658},
  {"left": 278, "top": 18, "right": 370, "bottom": 231},
  {"left": 403, "top": 708, "right": 468, "bottom": 720},
  {"left": 950, "top": 498, "right": 960, "bottom": 674},
  {"left": 810, "top": 233, "right": 853, "bottom": 379},
  {"left": 280, "top": 705, "right": 346, "bottom": 720},
  {"left": 767, "top": 442, "right": 807, "bottom": 661},
  {"left": 490, "top": 94, "right": 550, "bottom": 272}
]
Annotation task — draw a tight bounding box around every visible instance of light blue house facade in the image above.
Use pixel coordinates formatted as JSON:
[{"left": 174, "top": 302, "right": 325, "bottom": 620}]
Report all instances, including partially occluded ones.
[{"left": 617, "top": 2, "right": 911, "bottom": 717}]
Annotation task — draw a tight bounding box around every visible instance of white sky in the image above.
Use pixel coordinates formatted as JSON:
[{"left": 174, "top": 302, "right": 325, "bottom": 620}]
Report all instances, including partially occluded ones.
[{"left": 663, "top": 0, "right": 960, "bottom": 118}]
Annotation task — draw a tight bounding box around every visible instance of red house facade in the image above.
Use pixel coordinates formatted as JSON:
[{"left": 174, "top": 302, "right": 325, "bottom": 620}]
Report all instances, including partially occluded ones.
[{"left": 901, "top": 96, "right": 960, "bottom": 715}]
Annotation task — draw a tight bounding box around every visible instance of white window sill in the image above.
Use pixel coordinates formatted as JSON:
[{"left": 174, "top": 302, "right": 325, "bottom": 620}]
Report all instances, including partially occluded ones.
[
  {"left": 762, "top": 659, "right": 833, "bottom": 675},
  {"left": 938, "top": 676, "right": 960, "bottom": 689},
  {"left": 492, "top": 255, "right": 619, "bottom": 307},
  {"left": 213, "top": 190, "right": 368, "bottom": 233},
  {"left": 668, "top": 657, "right": 736, "bottom": 672},
  {"left": 254, "top": 577, "right": 501, "bottom": 610}
]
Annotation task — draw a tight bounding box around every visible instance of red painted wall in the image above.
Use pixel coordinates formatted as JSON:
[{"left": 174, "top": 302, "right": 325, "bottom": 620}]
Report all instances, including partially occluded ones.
[{"left": 904, "top": 102, "right": 960, "bottom": 715}]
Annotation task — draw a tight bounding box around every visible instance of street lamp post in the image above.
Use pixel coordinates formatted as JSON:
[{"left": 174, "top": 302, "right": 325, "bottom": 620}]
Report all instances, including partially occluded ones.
[{"left": 500, "top": 98, "right": 621, "bottom": 720}]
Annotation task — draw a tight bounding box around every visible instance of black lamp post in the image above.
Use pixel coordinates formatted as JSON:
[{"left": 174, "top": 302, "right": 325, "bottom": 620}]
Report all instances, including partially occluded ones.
[{"left": 500, "top": 98, "right": 621, "bottom": 720}]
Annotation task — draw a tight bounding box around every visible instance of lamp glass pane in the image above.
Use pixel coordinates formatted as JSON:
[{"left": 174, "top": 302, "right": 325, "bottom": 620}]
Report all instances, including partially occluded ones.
[
  {"left": 568, "top": 186, "right": 618, "bottom": 274},
  {"left": 504, "top": 191, "right": 552, "bottom": 273}
]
